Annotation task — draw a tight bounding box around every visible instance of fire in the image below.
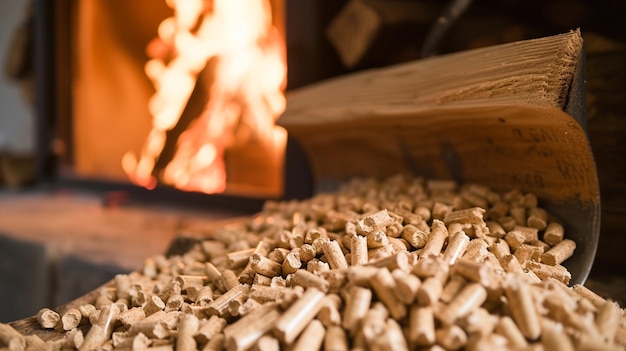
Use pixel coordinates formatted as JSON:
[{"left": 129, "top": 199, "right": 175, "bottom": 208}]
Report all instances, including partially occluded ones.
[{"left": 123, "top": 0, "right": 287, "bottom": 194}]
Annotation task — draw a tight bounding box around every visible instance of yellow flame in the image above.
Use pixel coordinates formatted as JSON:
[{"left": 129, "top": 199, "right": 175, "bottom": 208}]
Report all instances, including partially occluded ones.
[{"left": 123, "top": 0, "right": 286, "bottom": 194}]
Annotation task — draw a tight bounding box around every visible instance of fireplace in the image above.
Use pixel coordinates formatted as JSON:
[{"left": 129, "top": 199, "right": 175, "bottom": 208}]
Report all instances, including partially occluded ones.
[{"left": 32, "top": 0, "right": 355, "bottom": 211}]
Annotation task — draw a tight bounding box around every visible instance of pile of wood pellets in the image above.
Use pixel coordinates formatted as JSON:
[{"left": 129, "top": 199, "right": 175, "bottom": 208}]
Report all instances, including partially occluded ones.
[{"left": 2, "top": 175, "right": 625, "bottom": 351}]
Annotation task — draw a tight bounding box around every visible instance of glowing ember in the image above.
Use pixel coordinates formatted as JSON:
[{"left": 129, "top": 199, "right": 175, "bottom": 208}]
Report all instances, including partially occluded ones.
[{"left": 123, "top": 0, "right": 287, "bottom": 194}]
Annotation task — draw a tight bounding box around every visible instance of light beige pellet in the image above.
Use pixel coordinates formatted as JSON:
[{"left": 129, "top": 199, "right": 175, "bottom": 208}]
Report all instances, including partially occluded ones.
[
  {"left": 224, "top": 303, "right": 281, "bottom": 351},
  {"left": 205, "top": 262, "right": 225, "bottom": 289},
  {"left": 273, "top": 288, "right": 326, "bottom": 344},
  {"left": 442, "top": 231, "right": 470, "bottom": 265},
  {"left": 408, "top": 306, "right": 436, "bottom": 347},
  {"left": 392, "top": 268, "right": 421, "bottom": 305},
  {"left": 356, "top": 209, "right": 395, "bottom": 235},
  {"left": 541, "top": 239, "right": 576, "bottom": 266},
  {"left": 385, "top": 222, "right": 405, "bottom": 238},
  {"left": 346, "top": 265, "right": 378, "bottom": 287},
  {"left": 114, "top": 274, "right": 132, "bottom": 305},
  {"left": 79, "top": 303, "right": 121, "bottom": 351},
  {"left": 79, "top": 304, "right": 97, "bottom": 319},
  {"left": 203, "top": 333, "right": 225, "bottom": 351},
  {"left": 0, "top": 323, "right": 25, "bottom": 351},
  {"left": 365, "top": 230, "right": 390, "bottom": 249},
  {"left": 436, "top": 324, "right": 468, "bottom": 351},
  {"left": 249, "top": 253, "right": 282, "bottom": 277},
  {"left": 113, "top": 332, "right": 151, "bottom": 350},
  {"left": 292, "top": 269, "right": 330, "bottom": 293},
  {"left": 61, "top": 308, "right": 83, "bottom": 331},
  {"left": 358, "top": 302, "right": 389, "bottom": 343},
  {"left": 176, "top": 314, "right": 200, "bottom": 351},
  {"left": 118, "top": 307, "right": 146, "bottom": 328},
  {"left": 543, "top": 222, "right": 564, "bottom": 245},
  {"left": 307, "top": 259, "right": 330, "bottom": 275},
  {"left": 195, "top": 286, "right": 214, "bottom": 305},
  {"left": 419, "top": 220, "right": 449, "bottom": 257},
  {"left": 417, "top": 277, "right": 443, "bottom": 306},
  {"left": 239, "top": 241, "right": 276, "bottom": 284},
  {"left": 226, "top": 293, "right": 249, "bottom": 317},
  {"left": 401, "top": 224, "right": 429, "bottom": 249},
  {"left": 573, "top": 284, "right": 606, "bottom": 309},
  {"left": 143, "top": 295, "right": 165, "bottom": 316},
  {"left": 495, "top": 316, "right": 528, "bottom": 349},
  {"left": 165, "top": 294, "right": 184, "bottom": 312},
  {"left": 350, "top": 234, "right": 368, "bottom": 266},
  {"left": 252, "top": 335, "right": 280, "bottom": 351},
  {"left": 596, "top": 300, "right": 622, "bottom": 343},
  {"left": 461, "top": 190, "right": 489, "bottom": 209},
  {"left": 373, "top": 318, "right": 409, "bottom": 351},
  {"left": 527, "top": 207, "right": 548, "bottom": 230},
  {"left": 499, "top": 254, "right": 525, "bottom": 275},
  {"left": 509, "top": 207, "right": 527, "bottom": 226},
  {"left": 67, "top": 327, "right": 85, "bottom": 349},
  {"left": 252, "top": 273, "right": 272, "bottom": 286},
  {"left": 227, "top": 248, "right": 256, "bottom": 270},
  {"left": 367, "top": 250, "right": 410, "bottom": 272},
  {"left": 461, "top": 307, "right": 498, "bottom": 337},
  {"left": 196, "top": 316, "right": 227, "bottom": 345},
  {"left": 206, "top": 284, "right": 250, "bottom": 317},
  {"left": 438, "top": 283, "right": 487, "bottom": 325},
  {"left": 157, "top": 281, "right": 182, "bottom": 302},
  {"left": 504, "top": 277, "right": 541, "bottom": 340},
  {"left": 486, "top": 221, "right": 507, "bottom": 238},
  {"left": 486, "top": 201, "right": 509, "bottom": 220},
  {"left": 440, "top": 275, "right": 467, "bottom": 304},
  {"left": 453, "top": 258, "right": 493, "bottom": 287},
  {"left": 291, "top": 319, "right": 326, "bottom": 351},
  {"left": 37, "top": 308, "right": 60, "bottom": 329},
  {"left": 174, "top": 274, "right": 206, "bottom": 292},
  {"left": 341, "top": 285, "right": 372, "bottom": 336},
  {"left": 541, "top": 319, "right": 575, "bottom": 351},
  {"left": 282, "top": 250, "right": 302, "bottom": 275},
  {"left": 443, "top": 207, "right": 486, "bottom": 226},
  {"left": 498, "top": 216, "right": 517, "bottom": 232},
  {"left": 370, "top": 267, "right": 406, "bottom": 320},
  {"left": 321, "top": 240, "right": 349, "bottom": 270},
  {"left": 324, "top": 325, "right": 349, "bottom": 351},
  {"left": 216, "top": 269, "right": 240, "bottom": 291},
  {"left": 526, "top": 261, "right": 571, "bottom": 285},
  {"left": 298, "top": 244, "right": 317, "bottom": 263},
  {"left": 412, "top": 255, "right": 449, "bottom": 282},
  {"left": 461, "top": 238, "right": 488, "bottom": 262},
  {"left": 504, "top": 230, "right": 526, "bottom": 250}
]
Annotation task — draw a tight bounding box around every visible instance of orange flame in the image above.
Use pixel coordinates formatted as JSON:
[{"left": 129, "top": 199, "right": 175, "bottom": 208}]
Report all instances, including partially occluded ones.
[{"left": 123, "top": 0, "right": 287, "bottom": 194}]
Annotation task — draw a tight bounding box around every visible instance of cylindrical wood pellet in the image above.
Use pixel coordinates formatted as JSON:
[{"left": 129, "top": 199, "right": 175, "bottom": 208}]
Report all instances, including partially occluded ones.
[{"left": 272, "top": 288, "right": 326, "bottom": 344}]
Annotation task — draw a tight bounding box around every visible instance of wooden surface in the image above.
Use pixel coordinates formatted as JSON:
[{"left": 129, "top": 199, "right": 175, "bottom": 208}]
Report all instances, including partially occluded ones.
[
  {"left": 8, "top": 282, "right": 111, "bottom": 343},
  {"left": 0, "top": 189, "right": 242, "bottom": 271}
]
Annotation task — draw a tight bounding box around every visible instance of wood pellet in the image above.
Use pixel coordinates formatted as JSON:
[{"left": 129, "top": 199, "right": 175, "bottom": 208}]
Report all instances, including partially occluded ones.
[{"left": 3, "top": 175, "right": 625, "bottom": 350}]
